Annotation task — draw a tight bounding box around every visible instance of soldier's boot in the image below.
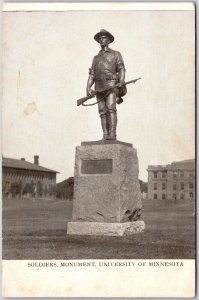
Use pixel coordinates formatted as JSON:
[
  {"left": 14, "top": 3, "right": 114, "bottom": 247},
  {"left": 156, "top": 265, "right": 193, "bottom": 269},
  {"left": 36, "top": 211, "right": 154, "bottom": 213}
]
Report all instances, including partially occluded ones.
[
  {"left": 100, "top": 114, "right": 109, "bottom": 140},
  {"left": 108, "top": 112, "right": 117, "bottom": 140}
]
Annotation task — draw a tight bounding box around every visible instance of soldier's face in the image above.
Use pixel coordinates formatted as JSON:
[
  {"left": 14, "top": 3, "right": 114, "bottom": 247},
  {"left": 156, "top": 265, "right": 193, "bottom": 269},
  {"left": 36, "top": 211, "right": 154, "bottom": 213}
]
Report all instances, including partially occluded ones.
[{"left": 98, "top": 35, "right": 110, "bottom": 46}]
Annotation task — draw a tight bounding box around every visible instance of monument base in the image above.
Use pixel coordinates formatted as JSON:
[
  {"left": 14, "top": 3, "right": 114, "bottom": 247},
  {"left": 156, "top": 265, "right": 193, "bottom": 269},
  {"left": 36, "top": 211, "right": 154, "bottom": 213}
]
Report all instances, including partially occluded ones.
[
  {"left": 72, "top": 141, "right": 142, "bottom": 223},
  {"left": 67, "top": 221, "right": 145, "bottom": 236}
]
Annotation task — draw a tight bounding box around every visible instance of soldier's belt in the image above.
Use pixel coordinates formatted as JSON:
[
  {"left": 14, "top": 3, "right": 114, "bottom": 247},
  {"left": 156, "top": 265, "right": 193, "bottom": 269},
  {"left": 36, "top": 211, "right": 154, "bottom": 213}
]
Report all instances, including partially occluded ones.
[
  {"left": 94, "top": 74, "right": 117, "bottom": 81},
  {"left": 95, "top": 78, "right": 117, "bottom": 81}
]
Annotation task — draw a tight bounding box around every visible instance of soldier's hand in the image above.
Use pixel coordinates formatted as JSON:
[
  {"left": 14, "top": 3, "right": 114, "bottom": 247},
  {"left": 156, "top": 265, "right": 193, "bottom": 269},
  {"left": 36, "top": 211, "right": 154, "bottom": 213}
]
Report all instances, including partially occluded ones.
[
  {"left": 87, "top": 89, "right": 95, "bottom": 97},
  {"left": 117, "top": 81, "right": 125, "bottom": 88}
]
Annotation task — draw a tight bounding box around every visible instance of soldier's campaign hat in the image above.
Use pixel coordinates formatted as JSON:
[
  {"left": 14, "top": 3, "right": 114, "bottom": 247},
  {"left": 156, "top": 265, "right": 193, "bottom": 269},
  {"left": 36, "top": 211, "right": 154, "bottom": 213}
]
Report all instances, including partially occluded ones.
[{"left": 94, "top": 29, "right": 114, "bottom": 43}]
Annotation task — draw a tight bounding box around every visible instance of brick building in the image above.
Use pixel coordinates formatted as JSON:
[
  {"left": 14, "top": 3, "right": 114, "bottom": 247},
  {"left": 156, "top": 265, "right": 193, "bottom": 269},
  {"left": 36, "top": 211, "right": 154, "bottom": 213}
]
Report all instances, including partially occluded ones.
[
  {"left": 2, "top": 155, "right": 58, "bottom": 198},
  {"left": 147, "top": 159, "right": 195, "bottom": 200}
]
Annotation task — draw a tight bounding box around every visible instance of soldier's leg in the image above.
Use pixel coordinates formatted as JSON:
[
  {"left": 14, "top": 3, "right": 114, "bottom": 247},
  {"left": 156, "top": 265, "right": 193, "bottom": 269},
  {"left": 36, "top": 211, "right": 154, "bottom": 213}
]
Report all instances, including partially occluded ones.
[
  {"left": 106, "top": 91, "right": 117, "bottom": 140},
  {"left": 97, "top": 96, "right": 109, "bottom": 139}
]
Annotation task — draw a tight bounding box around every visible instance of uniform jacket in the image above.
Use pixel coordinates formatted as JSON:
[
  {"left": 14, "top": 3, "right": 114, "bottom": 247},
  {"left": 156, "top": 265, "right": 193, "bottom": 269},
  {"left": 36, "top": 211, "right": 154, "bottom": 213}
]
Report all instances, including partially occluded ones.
[{"left": 89, "top": 48, "right": 125, "bottom": 90}]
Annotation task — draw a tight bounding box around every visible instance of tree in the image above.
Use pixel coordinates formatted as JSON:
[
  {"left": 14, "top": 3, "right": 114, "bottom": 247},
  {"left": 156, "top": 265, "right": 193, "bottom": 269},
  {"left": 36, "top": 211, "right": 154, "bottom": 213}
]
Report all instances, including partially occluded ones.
[
  {"left": 23, "top": 182, "right": 34, "bottom": 196},
  {"left": 56, "top": 177, "right": 74, "bottom": 199},
  {"left": 48, "top": 184, "right": 56, "bottom": 198},
  {"left": 11, "top": 182, "right": 22, "bottom": 197},
  {"left": 37, "top": 181, "right": 43, "bottom": 197}
]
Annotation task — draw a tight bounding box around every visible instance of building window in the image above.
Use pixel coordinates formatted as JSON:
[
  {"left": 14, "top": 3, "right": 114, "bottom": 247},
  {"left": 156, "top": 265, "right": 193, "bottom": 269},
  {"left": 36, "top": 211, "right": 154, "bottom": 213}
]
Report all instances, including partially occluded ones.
[
  {"left": 162, "top": 182, "right": 166, "bottom": 190},
  {"left": 162, "top": 171, "right": 166, "bottom": 178},
  {"left": 153, "top": 194, "right": 157, "bottom": 199},
  {"left": 180, "top": 194, "right": 184, "bottom": 200},
  {"left": 173, "top": 172, "right": 177, "bottom": 178},
  {"left": 189, "top": 173, "right": 194, "bottom": 179},
  {"left": 154, "top": 172, "right": 157, "bottom": 178},
  {"left": 172, "top": 194, "right": 177, "bottom": 200},
  {"left": 173, "top": 184, "right": 177, "bottom": 191},
  {"left": 189, "top": 183, "right": 194, "bottom": 189},
  {"left": 181, "top": 183, "right": 184, "bottom": 190},
  {"left": 189, "top": 192, "right": 193, "bottom": 198},
  {"left": 154, "top": 183, "right": 157, "bottom": 190},
  {"left": 180, "top": 172, "right": 184, "bottom": 178},
  {"left": 162, "top": 194, "right": 166, "bottom": 200}
]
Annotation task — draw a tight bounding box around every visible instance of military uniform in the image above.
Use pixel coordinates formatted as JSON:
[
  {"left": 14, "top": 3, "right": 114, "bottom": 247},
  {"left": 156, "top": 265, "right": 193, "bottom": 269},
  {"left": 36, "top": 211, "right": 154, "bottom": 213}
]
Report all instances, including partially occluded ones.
[
  {"left": 89, "top": 48, "right": 125, "bottom": 91},
  {"left": 87, "top": 29, "right": 126, "bottom": 140}
]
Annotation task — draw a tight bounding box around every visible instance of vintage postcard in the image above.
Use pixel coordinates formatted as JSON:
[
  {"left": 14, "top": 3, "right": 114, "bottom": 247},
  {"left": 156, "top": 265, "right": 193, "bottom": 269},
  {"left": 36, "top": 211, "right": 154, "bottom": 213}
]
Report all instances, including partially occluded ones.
[{"left": 2, "top": 2, "right": 195, "bottom": 297}]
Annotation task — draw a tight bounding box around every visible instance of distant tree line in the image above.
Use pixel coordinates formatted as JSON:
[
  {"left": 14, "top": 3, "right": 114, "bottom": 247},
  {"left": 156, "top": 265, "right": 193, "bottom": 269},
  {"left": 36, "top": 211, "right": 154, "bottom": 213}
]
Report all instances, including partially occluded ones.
[
  {"left": 3, "top": 177, "right": 74, "bottom": 200},
  {"left": 3, "top": 181, "right": 57, "bottom": 198},
  {"left": 139, "top": 180, "right": 148, "bottom": 193},
  {"left": 55, "top": 177, "right": 74, "bottom": 199}
]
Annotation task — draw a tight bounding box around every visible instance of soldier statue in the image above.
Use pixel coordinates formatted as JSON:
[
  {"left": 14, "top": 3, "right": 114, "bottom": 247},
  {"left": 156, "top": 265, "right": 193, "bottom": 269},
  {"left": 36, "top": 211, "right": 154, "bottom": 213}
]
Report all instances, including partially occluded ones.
[{"left": 86, "top": 29, "right": 126, "bottom": 140}]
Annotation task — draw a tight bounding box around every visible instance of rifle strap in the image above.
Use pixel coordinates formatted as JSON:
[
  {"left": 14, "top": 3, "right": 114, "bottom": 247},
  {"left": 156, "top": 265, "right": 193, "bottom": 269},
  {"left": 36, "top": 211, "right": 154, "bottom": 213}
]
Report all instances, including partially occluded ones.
[{"left": 82, "top": 90, "right": 111, "bottom": 106}]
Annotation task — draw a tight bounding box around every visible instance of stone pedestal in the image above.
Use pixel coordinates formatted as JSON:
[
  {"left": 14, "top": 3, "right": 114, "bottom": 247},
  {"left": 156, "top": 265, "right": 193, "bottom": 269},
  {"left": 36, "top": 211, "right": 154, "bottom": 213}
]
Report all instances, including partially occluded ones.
[
  {"left": 67, "top": 221, "right": 145, "bottom": 236},
  {"left": 67, "top": 140, "right": 145, "bottom": 236}
]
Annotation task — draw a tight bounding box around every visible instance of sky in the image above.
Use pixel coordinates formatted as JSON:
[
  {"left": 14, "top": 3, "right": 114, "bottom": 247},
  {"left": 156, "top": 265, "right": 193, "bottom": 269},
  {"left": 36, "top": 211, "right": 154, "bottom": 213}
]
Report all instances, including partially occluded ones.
[{"left": 3, "top": 5, "right": 195, "bottom": 182}]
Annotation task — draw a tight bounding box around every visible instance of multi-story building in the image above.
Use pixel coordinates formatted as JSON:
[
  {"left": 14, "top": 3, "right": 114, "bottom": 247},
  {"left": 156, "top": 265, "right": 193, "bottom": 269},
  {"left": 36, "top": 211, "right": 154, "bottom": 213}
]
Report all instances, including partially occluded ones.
[
  {"left": 2, "top": 155, "right": 58, "bottom": 198},
  {"left": 147, "top": 159, "right": 195, "bottom": 200}
]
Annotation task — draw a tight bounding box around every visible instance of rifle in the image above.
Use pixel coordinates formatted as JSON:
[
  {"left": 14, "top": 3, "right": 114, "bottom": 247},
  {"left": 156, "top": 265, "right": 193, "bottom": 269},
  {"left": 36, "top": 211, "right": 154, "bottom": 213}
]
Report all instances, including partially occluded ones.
[{"left": 77, "top": 77, "right": 141, "bottom": 106}]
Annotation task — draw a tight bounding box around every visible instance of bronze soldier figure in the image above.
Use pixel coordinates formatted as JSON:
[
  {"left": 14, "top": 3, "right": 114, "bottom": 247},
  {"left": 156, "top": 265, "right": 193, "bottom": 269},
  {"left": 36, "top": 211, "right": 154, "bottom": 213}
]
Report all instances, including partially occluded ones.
[{"left": 87, "top": 29, "right": 126, "bottom": 140}]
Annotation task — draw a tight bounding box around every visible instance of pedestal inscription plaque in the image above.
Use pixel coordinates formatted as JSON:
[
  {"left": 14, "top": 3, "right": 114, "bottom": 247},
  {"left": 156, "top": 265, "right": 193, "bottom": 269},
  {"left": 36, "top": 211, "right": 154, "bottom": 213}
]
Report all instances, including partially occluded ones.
[{"left": 81, "top": 159, "right": 113, "bottom": 174}]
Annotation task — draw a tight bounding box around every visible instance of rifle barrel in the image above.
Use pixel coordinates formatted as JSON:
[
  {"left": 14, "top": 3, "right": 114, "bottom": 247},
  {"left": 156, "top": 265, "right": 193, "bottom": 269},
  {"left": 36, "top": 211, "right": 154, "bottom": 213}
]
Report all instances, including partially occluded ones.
[{"left": 125, "top": 78, "right": 141, "bottom": 85}]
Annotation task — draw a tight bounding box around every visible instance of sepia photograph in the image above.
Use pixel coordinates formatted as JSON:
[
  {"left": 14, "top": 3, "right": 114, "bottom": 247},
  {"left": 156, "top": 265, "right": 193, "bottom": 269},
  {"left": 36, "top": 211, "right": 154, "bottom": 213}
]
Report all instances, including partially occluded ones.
[{"left": 2, "top": 2, "right": 195, "bottom": 297}]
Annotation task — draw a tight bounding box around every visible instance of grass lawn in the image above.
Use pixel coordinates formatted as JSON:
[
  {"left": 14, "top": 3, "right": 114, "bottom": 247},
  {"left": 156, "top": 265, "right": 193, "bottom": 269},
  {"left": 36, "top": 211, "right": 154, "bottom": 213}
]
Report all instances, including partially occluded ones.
[{"left": 2, "top": 197, "right": 195, "bottom": 259}]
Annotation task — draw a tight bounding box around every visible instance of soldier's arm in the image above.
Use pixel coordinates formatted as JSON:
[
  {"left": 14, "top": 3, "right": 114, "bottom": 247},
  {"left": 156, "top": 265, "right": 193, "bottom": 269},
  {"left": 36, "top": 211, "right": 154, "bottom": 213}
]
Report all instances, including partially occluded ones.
[
  {"left": 116, "top": 52, "right": 126, "bottom": 85},
  {"left": 86, "top": 74, "right": 95, "bottom": 96},
  {"left": 87, "top": 58, "right": 95, "bottom": 96},
  {"left": 118, "top": 68, "right": 125, "bottom": 84}
]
